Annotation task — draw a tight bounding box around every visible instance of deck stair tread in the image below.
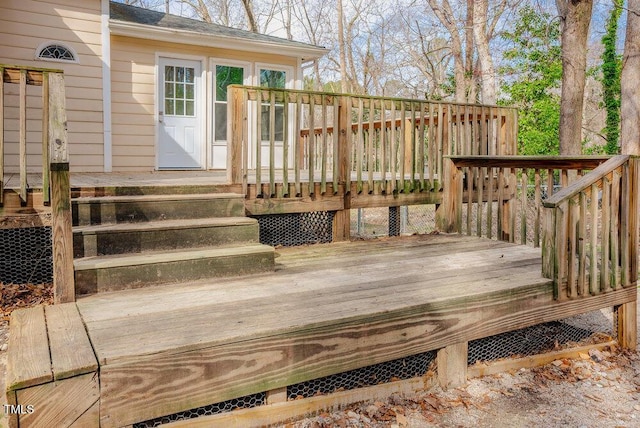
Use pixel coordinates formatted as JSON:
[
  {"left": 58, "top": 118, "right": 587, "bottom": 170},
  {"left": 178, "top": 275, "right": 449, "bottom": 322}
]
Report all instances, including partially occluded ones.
[
  {"left": 74, "top": 243, "right": 274, "bottom": 270},
  {"left": 77, "top": 235, "right": 548, "bottom": 364},
  {"left": 73, "top": 216, "right": 257, "bottom": 234}
]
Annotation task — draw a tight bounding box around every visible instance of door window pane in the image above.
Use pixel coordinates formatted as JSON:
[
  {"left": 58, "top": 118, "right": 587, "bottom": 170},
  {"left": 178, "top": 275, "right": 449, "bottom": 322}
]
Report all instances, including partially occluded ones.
[{"left": 164, "top": 65, "right": 196, "bottom": 117}]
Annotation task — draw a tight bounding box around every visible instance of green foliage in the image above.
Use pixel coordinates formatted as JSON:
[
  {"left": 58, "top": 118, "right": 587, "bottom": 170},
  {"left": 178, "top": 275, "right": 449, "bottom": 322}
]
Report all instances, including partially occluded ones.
[
  {"left": 601, "top": 0, "right": 622, "bottom": 155},
  {"left": 499, "top": 6, "right": 561, "bottom": 155}
]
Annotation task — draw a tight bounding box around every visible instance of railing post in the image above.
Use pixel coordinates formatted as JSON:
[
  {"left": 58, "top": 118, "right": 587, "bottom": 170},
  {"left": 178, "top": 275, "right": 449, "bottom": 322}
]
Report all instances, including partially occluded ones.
[
  {"left": 48, "top": 72, "right": 74, "bottom": 304},
  {"left": 436, "top": 157, "right": 461, "bottom": 233},
  {"left": 228, "top": 86, "right": 246, "bottom": 189},
  {"left": 615, "top": 156, "right": 638, "bottom": 350},
  {"left": 332, "top": 96, "right": 351, "bottom": 241}
]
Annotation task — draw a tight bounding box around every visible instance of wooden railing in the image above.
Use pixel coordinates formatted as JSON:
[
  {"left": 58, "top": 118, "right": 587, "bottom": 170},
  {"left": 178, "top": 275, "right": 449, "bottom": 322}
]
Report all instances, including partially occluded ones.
[
  {"left": 228, "top": 85, "right": 518, "bottom": 198},
  {"left": 441, "top": 156, "right": 610, "bottom": 244},
  {"left": 541, "top": 155, "right": 639, "bottom": 300},
  {"left": 0, "top": 65, "right": 74, "bottom": 303}
]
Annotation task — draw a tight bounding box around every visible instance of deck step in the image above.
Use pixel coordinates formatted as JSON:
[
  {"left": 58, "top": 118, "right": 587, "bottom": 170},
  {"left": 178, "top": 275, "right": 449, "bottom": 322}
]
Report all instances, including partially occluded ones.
[
  {"left": 73, "top": 217, "right": 259, "bottom": 257},
  {"left": 72, "top": 193, "right": 245, "bottom": 226},
  {"left": 74, "top": 244, "right": 275, "bottom": 295}
]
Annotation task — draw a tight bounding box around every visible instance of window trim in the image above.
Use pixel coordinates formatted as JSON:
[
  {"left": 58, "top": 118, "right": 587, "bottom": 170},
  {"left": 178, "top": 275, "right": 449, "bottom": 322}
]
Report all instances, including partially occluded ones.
[{"left": 35, "top": 41, "right": 79, "bottom": 63}]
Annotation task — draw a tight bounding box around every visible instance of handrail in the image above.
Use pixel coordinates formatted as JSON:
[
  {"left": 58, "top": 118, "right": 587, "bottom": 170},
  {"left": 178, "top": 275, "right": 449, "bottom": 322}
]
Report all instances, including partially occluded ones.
[
  {"left": 541, "top": 155, "right": 638, "bottom": 300},
  {"left": 449, "top": 155, "right": 610, "bottom": 170},
  {"left": 543, "top": 155, "right": 629, "bottom": 207}
]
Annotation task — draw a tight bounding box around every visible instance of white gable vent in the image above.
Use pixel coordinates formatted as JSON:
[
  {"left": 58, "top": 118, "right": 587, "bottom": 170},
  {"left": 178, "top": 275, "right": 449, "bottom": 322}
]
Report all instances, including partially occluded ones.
[{"left": 35, "top": 42, "right": 78, "bottom": 63}]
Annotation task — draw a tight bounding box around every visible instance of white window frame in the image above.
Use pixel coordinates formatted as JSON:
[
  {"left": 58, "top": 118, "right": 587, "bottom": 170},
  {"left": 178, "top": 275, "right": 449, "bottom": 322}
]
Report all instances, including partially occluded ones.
[{"left": 208, "top": 58, "right": 251, "bottom": 169}]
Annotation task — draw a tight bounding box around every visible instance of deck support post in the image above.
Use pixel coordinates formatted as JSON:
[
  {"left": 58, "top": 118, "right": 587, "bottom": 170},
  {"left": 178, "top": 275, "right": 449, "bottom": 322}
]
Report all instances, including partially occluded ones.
[
  {"left": 48, "top": 72, "right": 74, "bottom": 303},
  {"left": 51, "top": 163, "right": 75, "bottom": 303},
  {"left": 437, "top": 341, "right": 468, "bottom": 389},
  {"left": 615, "top": 302, "right": 637, "bottom": 350},
  {"left": 389, "top": 206, "right": 400, "bottom": 236},
  {"left": 333, "top": 96, "right": 352, "bottom": 242},
  {"left": 436, "top": 157, "right": 461, "bottom": 233},
  {"left": 266, "top": 387, "right": 288, "bottom": 404}
]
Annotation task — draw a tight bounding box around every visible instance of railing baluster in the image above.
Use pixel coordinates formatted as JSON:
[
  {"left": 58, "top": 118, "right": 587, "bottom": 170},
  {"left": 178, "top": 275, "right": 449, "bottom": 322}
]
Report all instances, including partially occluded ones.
[
  {"left": 534, "top": 169, "right": 541, "bottom": 247},
  {"left": 255, "top": 89, "right": 262, "bottom": 197},
  {"left": 321, "top": 95, "right": 328, "bottom": 194},
  {"left": 486, "top": 166, "right": 494, "bottom": 239},
  {"left": 380, "top": 100, "right": 387, "bottom": 193},
  {"left": 295, "top": 94, "right": 302, "bottom": 196},
  {"left": 520, "top": 169, "right": 528, "bottom": 245},
  {"left": 600, "top": 177, "right": 610, "bottom": 293},
  {"left": 356, "top": 98, "right": 364, "bottom": 193},
  {"left": 621, "top": 162, "right": 631, "bottom": 287},
  {"left": 477, "top": 166, "right": 484, "bottom": 237},
  {"left": 577, "top": 191, "right": 587, "bottom": 295},
  {"left": 587, "top": 182, "right": 598, "bottom": 294},
  {"left": 42, "top": 72, "right": 50, "bottom": 205},
  {"left": 437, "top": 103, "right": 444, "bottom": 191},
  {"left": 367, "top": 99, "right": 374, "bottom": 193},
  {"left": 390, "top": 100, "right": 397, "bottom": 193},
  {"left": 610, "top": 169, "right": 621, "bottom": 289},
  {"left": 466, "top": 166, "right": 473, "bottom": 235},
  {"left": 399, "top": 101, "right": 406, "bottom": 191},
  {"left": 20, "top": 69, "right": 27, "bottom": 205},
  {"left": 282, "top": 91, "right": 289, "bottom": 197},
  {"left": 308, "top": 93, "right": 315, "bottom": 195},
  {"left": 332, "top": 95, "right": 339, "bottom": 194},
  {"left": 547, "top": 168, "right": 554, "bottom": 198},
  {"left": 269, "top": 91, "right": 276, "bottom": 196},
  {"left": 497, "top": 168, "right": 505, "bottom": 240}
]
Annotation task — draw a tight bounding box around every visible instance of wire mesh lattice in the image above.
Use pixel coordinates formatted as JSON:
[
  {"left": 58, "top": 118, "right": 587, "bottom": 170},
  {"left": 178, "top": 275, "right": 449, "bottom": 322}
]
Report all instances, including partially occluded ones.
[
  {"left": 351, "top": 205, "right": 436, "bottom": 239},
  {"left": 132, "top": 392, "right": 266, "bottom": 428},
  {"left": 287, "top": 351, "right": 436, "bottom": 400},
  {"left": 468, "top": 309, "right": 615, "bottom": 365},
  {"left": 0, "top": 226, "right": 52, "bottom": 284},
  {"left": 255, "top": 211, "right": 334, "bottom": 247}
]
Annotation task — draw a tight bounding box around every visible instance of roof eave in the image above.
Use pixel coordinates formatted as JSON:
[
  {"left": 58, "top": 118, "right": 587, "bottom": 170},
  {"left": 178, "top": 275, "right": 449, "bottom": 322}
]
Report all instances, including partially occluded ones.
[{"left": 109, "top": 19, "right": 329, "bottom": 61}]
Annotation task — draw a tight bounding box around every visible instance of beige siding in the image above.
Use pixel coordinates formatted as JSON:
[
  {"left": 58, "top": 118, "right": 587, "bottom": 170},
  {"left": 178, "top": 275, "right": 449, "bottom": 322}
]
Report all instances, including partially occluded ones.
[
  {"left": 110, "top": 35, "right": 299, "bottom": 171},
  {"left": 0, "top": 0, "right": 104, "bottom": 172}
]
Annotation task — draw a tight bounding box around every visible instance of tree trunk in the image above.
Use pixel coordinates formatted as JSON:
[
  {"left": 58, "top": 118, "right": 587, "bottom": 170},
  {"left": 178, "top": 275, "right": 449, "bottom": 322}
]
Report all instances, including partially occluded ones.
[
  {"left": 621, "top": 0, "right": 640, "bottom": 155},
  {"left": 556, "top": 0, "right": 593, "bottom": 155},
  {"left": 473, "top": 0, "right": 496, "bottom": 104},
  {"left": 240, "top": 0, "right": 259, "bottom": 33},
  {"left": 337, "top": 0, "right": 349, "bottom": 93}
]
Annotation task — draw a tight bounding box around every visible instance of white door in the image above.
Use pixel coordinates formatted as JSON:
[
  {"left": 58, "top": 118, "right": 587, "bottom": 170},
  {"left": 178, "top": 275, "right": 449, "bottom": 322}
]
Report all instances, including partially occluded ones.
[
  {"left": 211, "top": 62, "right": 248, "bottom": 169},
  {"left": 158, "top": 58, "right": 203, "bottom": 169}
]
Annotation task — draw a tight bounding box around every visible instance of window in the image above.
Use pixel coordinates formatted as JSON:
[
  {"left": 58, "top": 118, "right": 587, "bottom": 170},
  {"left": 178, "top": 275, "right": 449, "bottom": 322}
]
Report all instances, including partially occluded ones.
[
  {"left": 259, "top": 68, "right": 287, "bottom": 142},
  {"left": 35, "top": 42, "right": 78, "bottom": 63},
  {"left": 214, "top": 65, "right": 245, "bottom": 141}
]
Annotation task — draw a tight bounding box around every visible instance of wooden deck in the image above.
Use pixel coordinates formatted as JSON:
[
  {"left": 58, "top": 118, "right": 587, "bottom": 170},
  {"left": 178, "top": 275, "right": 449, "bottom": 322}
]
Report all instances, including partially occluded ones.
[{"left": 62, "top": 234, "right": 633, "bottom": 427}]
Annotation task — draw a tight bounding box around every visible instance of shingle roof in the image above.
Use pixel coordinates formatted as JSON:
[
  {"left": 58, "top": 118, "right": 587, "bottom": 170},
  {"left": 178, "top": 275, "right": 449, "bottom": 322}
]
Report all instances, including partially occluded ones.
[{"left": 109, "top": 2, "right": 326, "bottom": 58}]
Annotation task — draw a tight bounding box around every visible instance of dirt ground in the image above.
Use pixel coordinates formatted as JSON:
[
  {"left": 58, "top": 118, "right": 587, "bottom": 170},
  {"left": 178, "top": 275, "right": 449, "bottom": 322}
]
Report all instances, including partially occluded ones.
[{"left": 1, "top": 287, "right": 639, "bottom": 428}]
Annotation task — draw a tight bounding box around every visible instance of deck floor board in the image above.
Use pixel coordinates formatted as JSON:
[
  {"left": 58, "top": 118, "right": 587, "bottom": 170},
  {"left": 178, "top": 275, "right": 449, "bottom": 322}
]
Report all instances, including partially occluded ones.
[{"left": 77, "top": 235, "right": 547, "bottom": 365}]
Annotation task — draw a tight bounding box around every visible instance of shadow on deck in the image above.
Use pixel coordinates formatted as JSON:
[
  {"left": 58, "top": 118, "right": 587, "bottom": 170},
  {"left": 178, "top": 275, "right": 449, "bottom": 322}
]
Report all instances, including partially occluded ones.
[{"left": 6, "top": 234, "right": 635, "bottom": 427}]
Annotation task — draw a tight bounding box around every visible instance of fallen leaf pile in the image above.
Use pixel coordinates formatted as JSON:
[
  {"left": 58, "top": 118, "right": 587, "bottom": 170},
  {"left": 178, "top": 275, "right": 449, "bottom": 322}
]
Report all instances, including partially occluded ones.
[{"left": 1, "top": 282, "right": 53, "bottom": 321}]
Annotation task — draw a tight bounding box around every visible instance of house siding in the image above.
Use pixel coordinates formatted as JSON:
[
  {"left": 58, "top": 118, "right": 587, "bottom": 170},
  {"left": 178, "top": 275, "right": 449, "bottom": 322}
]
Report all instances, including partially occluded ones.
[
  {"left": 0, "top": 0, "right": 105, "bottom": 172},
  {"left": 110, "top": 35, "right": 299, "bottom": 171}
]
